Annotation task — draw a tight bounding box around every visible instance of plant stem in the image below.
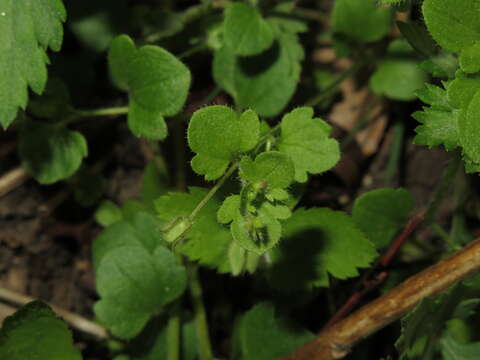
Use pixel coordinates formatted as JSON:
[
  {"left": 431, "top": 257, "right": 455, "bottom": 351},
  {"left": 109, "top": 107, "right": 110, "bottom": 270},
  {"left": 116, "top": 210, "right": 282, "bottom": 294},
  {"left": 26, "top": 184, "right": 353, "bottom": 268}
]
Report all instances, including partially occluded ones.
[
  {"left": 167, "top": 306, "right": 181, "bottom": 360},
  {"left": 384, "top": 120, "right": 405, "bottom": 186},
  {"left": 188, "top": 265, "right": 214, "bottom": 360},
  {"left": 65, "top": 106, "right": 129, "bottom": 126},
  {"left": 283, "top": 236, "right": 480, "bottom": 360},
  {"left": 178, "top": 43, "right": 208, "bottom": 60},
  {"left": 188, "top": 162, "right": 239, "bottom": 222}
]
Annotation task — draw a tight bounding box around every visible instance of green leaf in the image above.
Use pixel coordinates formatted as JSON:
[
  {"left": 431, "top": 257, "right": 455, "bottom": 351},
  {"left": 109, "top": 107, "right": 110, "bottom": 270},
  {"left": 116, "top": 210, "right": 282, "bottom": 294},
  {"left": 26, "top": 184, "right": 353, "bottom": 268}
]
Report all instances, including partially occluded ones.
[
  {"left": 218, "top": 195, "right": 241, "bottom": 224},
  {"left": 213, "top": 29, "right": 303, "bottom": 117},
  {"left": 352, "top": 188, "right": 413, "bottom": 248},
  {"left": 95, "top": 200, "right": 123, "bottom": 226},
  {"left": 19, "top": 121, "right": 88, "bottom": 184},
  {"left": 238, "top": 303, "right": 314, "bottom": 360},
  {"left": 0, "top": 0, "right": 66, "bottom": 128},
  {"left": 188, "top": 106, "right": 260, "bottom": 180},
  {"left": 239, "top": 152, "right": 295, "bottom": 189},
  {"left": 413, "top": 108, "right": 460, "bottom": 151},
  {"left": 228, "top": 240, "right": 246, "bottom": 276},
  {"left": 460, "top": 41, "right": 480, "bottom": 74},
  {"left": 269, "top": 208, "right": 377, "bottom": 290},
  {"left": 231, "top": 207, "right": 282, "bottom": 254},
  {"left": 396, "top": 21, "right": 437, "bottom": 58},
  {"left": 223, "top": 2, "right": 274, "bottom": 56},
  {"left": 441, "top": 335, "right": 480, "bottom": 360},
  {"left": 277, "top": 107, "right": 340, "bottom": 182},
  {"left": 108, "top": 34, "right": 191, "bottom": 139},
  {"left": 0, "top": 301, "right": 82, "bottom": 360},
  {"left": 447, "top": 73, "right": 480, "bottom": 109},
  {"left": 370, "top": 59, "right": 427, "bottom": 101},
  {"left": 127, "top": 99, "right": 167, "bottom": 140},
  {"left": 396, "top": 285, "right": 471, "bottom": 360},
  {"left": 332, "top": 0, "right": 392, "bottom": 43},
  {"left": 422, "top": 0, "right": 480, "bottom": 53},
  {"left": 415, "top": 84, "right": 451, "bottom": 110},
  {"left": 155, "top": 187, "right": 232, "bottom": 273},
  {"left": 93, "top": 212, "right": 186, "bottom": 339},
  {"left": 460, "top": 90, "right": 480, "bottom": 163}
]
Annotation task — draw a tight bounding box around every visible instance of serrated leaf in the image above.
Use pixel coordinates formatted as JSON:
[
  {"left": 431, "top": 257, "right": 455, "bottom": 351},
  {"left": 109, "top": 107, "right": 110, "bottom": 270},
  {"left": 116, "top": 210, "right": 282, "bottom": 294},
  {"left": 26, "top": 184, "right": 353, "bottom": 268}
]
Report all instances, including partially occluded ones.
[
  {"left": 19, "top": 120, "right": 88, "bottom": 184},
  {"left": 155, "top": 187, "right": 232, "bottom": 273},
  {"left": 188, "top": 106, "right": 260, "bottom": 180},
  {"left": 277, "top": 107, "right": 340, "bottom": 182},
  {"left": 370, "top": 59, "right": 427, "bottom": 101},
  {"left": 0, "top": 301, "right": 82, "bottom": 360},
  {"left": 413, "top": 108, "right": 460, "bottom": 150},
  {"left": 239, "top": 152, "right": 295, "bottom": 189},
  {"left": 332, "top": 0, "right": 392, "bottom": 43},
  {"left": 460, "top": 41, "right": 480, "bottom": 74},
  {"left": 460, "top": 90, "right": 480, "bottom": 163},
  {"left": 269, "top": 208, "right": 377, "bottom": 290},
  {"left": 213, "top": 30, "right": 303, "bottom": 117},
  {"left": 93, "top": 212, "right": 186, "bottom": 339},
  {"left": 352, "top": 188, "right": 413, "bottom": 248},
  {"left": 422, "top": 0, "right": 480, "bottom": 53},
  {"left": 0, "top": 0, "right": 66, "bottom": 128},
  {"left": 128, "top": 99, "right": 167, "bottom": 140},
  {"left": 238, "top": 303, "right": 314, "bottom": 360},
  {"left": 415, "top": 84, "right": 451, "bottom": 110},
  {"left": 447, "top": 73, "right": 480, "bottom": 109},
  {"left": 223, "top": 2, "right": 274, "bottom": 56}
]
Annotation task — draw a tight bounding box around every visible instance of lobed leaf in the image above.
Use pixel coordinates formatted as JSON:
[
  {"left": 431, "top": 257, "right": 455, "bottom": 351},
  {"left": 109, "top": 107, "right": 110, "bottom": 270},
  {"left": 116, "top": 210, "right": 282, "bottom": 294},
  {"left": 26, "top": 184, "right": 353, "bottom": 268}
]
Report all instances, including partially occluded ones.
[
  {"left": 0, "top": 0, "right": 67, "bottom": 128},
  {"left": 277, "top": 107, "right": 340, "bottom": 182},
  {"left": 188, "top": 106, "right": 260, "bottom": 180},
  {"left": 269, "top": 208, "right": 377, "bottom": 290}
]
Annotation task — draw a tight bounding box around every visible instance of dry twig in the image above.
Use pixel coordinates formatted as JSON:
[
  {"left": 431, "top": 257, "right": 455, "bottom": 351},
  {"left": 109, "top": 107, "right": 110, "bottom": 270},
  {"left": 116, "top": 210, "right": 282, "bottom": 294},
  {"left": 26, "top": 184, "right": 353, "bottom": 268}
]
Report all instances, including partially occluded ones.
[{"left": 283, "top": 237, "right": 480, "bottom": 360}]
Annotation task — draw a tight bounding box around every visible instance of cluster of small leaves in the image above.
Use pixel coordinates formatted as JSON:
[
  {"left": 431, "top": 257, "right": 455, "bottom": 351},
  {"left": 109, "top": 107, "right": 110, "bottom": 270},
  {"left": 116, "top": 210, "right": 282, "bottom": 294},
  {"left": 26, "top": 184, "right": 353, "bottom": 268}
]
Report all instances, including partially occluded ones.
[{"left": 412, "top": 0, "right": 480, "bottom": 172}]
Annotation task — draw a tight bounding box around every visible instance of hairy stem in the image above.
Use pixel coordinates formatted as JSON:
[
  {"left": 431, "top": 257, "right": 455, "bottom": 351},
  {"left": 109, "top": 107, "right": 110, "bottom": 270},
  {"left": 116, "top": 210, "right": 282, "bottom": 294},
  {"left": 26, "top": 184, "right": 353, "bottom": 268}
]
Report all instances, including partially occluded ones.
[
  {"left": 283, "top": 237, "right": 480, "bottom": 360},
  {"left": 188, "top": 266, "right": 214, "bottom": 360}
]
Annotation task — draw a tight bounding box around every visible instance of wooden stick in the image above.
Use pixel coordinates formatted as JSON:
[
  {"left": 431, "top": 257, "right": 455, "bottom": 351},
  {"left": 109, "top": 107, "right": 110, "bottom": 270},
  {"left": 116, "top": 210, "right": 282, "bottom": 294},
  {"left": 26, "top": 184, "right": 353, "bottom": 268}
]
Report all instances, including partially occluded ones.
[
  {"left": 0, "top": 167, "right": 29, "bottom": 198},
  {"left": 0, "top": 287, "right": 108, "bottom": 340},
  {"left": 283, "top": 237, "right": 480, "bottom": 360}
]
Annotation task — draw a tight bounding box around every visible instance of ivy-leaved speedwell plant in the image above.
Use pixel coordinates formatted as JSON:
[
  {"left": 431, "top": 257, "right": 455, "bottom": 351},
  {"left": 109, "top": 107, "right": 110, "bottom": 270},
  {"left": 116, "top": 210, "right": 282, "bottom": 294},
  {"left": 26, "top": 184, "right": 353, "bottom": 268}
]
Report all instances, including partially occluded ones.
[{"left": 3, "top": 0, "right": 480, "bottom": 359}]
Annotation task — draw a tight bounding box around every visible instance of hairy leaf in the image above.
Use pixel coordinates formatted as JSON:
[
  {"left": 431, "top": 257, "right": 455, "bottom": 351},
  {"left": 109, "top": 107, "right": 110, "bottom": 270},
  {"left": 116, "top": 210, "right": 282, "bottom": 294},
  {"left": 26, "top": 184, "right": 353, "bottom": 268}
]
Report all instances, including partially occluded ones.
[
  {"left": 188, "top": 106, "right": 259, "bottom": 180},
  {"left": 0, "top": 0, "right": 66, "bottom": 128},
  {"left": 155, "top": 187, "right": 232, "bottom": 273},
  {"left": 0, "top": 301, "right": 82, "bottom": 360},
  {"left": 460, "top": 90, "right": 480, "bottom": 163},
  {"left": 277, "top": 107, "right": 340, "bottom": 182},
  {"left": 447, "top": 73, "right": 480, "bottom": 109},
  {"left": 422, "top": 0, "right": 480, "bottom": 53},
  {"left": 239, "top": 152, "right": 295, "bottom": 189},
  {"left": 413, "top": 108, "right": 460, "bottom": 150}
]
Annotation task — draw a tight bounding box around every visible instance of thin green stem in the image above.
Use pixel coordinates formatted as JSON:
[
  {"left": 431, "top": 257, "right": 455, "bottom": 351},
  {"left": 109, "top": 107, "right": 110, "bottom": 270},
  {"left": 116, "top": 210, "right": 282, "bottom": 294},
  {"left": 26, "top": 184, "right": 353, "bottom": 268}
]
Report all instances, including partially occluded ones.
[
  {"left": 384, "top": 120, "right": 405, "bottom": 186},
  {"left": 305, "top": 61, "right": 364, "bottom": 107},
  {"left": 188, "top": 265, "right": 214, "bottom": 360},
  {"left": 188, "top": 163, "right": 239, "bottom": 222},
  {"left": 65, "top": 106, "right": 129, "bottom": 126},
  {"left": 167, "top": 307, "right": 181, "bottom": 360},
  {"left": 178, "top": 43, "right": 208, "bottom": 60}
]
